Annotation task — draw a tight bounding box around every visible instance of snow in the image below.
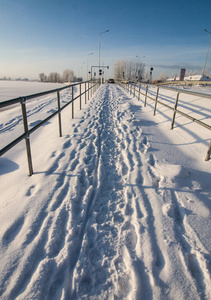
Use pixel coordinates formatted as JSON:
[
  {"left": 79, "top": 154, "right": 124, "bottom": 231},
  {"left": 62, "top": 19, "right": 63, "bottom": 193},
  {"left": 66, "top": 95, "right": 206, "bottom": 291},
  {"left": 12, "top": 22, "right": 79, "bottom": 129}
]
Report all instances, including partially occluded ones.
[
  {"left": 167, "top": 74, "right": 211, "bottom": 82},
  {"left": 184, "top": 75, "right": 211, "bottom": 81},
  {"left": 0, "top": 80, "right": 67, "bottom": 102},
  {"left": 0, "top": 81, "right": 210, "bottom": 299}
]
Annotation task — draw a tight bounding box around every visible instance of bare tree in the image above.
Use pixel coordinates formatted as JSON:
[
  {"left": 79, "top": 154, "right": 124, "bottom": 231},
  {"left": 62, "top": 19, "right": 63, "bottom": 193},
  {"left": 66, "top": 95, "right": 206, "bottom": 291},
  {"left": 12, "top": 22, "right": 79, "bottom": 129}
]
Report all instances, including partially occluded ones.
[
  {"left": 47, "top": 72, "right": 62, "bottom": 83},
  {"left": 62, "top": 69, "right": 75, "bottom": 82},
  {"left": 159, "top": 72, "right": 168, "bottom": 82},
  {"left": 114, "top": 60, "right": 145, "bottom": 81},
  {"left": 113, "top": 60, "right": 126, "bottom": 80},
  {"left": 39, "top": 69, "right": 79, "bottom": 83},
  {"left": 145, "top": 70, "right": 149, "bottom": 81},
  {"left": 39, "top": 73, "right": 47, "bottom": 82}
]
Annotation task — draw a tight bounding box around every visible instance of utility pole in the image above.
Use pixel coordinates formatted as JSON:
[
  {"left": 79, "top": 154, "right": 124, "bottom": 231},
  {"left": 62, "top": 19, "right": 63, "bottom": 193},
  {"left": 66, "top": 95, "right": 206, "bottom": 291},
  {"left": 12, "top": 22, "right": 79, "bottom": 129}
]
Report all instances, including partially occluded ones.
[
  {"left": 202, "top": 29, "right": 211, "bottom": 77},
  {"left": 99, "top": 30, "right": 109, "bottom": 82}
]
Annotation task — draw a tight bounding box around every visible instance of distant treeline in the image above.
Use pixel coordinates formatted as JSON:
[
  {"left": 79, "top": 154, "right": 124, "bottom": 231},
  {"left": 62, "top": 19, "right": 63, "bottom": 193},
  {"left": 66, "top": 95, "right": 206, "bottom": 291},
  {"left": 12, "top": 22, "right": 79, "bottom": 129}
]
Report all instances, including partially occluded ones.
[{"left": 39, "top": 69, "right": 82, "bottom": 83}]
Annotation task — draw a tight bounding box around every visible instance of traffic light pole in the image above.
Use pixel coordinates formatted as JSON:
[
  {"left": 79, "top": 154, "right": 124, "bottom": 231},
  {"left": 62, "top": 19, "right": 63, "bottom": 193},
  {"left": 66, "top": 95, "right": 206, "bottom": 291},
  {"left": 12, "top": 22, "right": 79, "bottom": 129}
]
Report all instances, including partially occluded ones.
[{"left": 91, "top": 65, "right": 109, "bottom": 81}]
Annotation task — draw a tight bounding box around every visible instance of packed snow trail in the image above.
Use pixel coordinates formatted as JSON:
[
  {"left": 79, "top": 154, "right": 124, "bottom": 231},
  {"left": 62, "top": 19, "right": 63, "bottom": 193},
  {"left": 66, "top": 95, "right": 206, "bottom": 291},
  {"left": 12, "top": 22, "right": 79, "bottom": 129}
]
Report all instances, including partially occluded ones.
[{"left": 0, "top": 84, "right": 210, "bottom": 300}]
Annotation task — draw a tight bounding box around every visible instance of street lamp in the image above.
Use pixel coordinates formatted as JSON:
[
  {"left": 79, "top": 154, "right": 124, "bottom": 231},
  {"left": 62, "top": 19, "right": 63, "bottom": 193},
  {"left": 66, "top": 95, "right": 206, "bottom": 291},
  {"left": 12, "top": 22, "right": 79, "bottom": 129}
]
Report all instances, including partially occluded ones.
[
  {"left": 99, "top": 30, "right": 109, "bottom": 76},
  {"left": 81, "top": 62, "right": 86, "bottom": 80},
  {"left": 202, "top": 29, "right": 211, "bottom": 77},
  {"left": 87, "top": 52, "right": 93, "bottom": 80}
]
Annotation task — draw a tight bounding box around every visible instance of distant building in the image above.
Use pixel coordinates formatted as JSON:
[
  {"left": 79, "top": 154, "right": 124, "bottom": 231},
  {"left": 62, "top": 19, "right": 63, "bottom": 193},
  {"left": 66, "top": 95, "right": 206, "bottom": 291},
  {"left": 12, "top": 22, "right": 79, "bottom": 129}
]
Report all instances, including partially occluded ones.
[
  {"left": 167, "top": 74, "right": 211, "bottom": 82},
  {"left": 184, "top": 74, "right": 211, "bottom": 81}
]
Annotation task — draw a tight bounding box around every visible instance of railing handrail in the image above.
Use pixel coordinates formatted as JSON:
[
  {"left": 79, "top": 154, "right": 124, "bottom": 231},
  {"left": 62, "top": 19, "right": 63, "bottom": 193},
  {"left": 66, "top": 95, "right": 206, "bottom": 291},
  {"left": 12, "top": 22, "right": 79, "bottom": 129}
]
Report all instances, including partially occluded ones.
[
  {"left": 157, "top": 85, "right": 211, "bottom": 99},
  {"left": 120, "top": 81, "right": 211, "bottom": 161},
  {"left": 0, "top": 80, "right": 92, "bottom": 108},
  {"left": 156, "top": 80, "right": 211, "bottom": 87},
  {"left": 0, "top": 79, "right": 100, "bottom": 175}
]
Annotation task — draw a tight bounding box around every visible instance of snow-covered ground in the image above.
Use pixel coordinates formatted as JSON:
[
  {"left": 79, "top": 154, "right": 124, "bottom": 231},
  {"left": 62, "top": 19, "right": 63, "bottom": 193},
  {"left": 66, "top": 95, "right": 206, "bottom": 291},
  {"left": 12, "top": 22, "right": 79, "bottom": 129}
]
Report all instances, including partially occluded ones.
[
  {"left": 0, "top": 81, "right": 210, "bottom": 299},
  {"left": 0, "top": 80, "right": 67, "bottom": 102}
]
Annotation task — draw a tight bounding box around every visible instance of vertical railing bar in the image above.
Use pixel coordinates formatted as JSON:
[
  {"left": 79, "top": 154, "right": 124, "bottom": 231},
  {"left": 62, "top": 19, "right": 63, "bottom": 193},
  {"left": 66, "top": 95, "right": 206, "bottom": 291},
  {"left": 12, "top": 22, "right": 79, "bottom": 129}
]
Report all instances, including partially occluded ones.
[
  {"left": 57, "top": 91, "right": 62, "bottom": 137},
  {"left": 21, "top": 97, "right": 33, "bottom": 176},
  {"left": 138, "top": 83, "right": 141, "bottom": 101},
  {"left": 80, "top": 83, "right": 82, "bottom": 110},
  {"left": 85, "top": 82, "right": 87, "bottom": 104},
  {"left": 144, "top": 85, "right": 148, "bottom": 107},
  {"left": 153, "top": 87, "right": 160, "bottom": 115},
  {"left": 133, "top": 82, "right": 136, "bottom": 97},
  {"left": 171, "top": 92, "right": 180, "bottom": 130},
  {"left": 72, "top": 85, "right": 74, "bottom": 119},
  {"left": 205, "top": 140, "right": 211, "bottom": 161},
  {"left": 88, "top": 81, "right": 90, "bottom": 100}
]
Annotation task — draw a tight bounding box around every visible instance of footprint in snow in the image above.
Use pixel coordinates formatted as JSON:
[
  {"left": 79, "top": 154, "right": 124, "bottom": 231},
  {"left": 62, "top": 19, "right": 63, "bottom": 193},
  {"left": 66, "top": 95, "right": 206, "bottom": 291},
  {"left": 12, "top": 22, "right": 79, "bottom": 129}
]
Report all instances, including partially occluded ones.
[
  {"left": 148, "top": 153, "right": 155, "bottom": 167},
  {"left": 122, "top": 222, "right": 137, "bottom": 251},
  {"left": 26, "top": 185, "right": 36, "bottom": 196},
  {"left": 95, "top": 267, "right": 107, "bottom": 284},
  {"left": 90, "top": 248, "right": 102, "bottom": 267},
  {"left": 62, "top": 139, "right": 71, "bottom": 149},
  {"left": 3, "top": 216, "right": 25, "bottom": 246}
]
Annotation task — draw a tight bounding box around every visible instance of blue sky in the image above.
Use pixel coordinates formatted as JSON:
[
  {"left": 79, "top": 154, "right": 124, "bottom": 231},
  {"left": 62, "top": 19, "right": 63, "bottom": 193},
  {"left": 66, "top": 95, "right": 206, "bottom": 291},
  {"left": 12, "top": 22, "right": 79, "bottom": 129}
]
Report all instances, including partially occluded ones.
[{"left": 0, "top": 0, "right": 210, "bottom": 80}]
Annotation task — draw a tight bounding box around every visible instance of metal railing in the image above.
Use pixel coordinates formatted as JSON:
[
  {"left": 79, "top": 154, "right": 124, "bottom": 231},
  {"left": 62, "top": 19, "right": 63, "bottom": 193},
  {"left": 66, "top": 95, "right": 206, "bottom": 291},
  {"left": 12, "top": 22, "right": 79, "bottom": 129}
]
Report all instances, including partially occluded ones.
[
  {"left": 0, "top": 80, "right": 100, "bottom": 175},
  {"left": 156, "top": 80, "right": 211, "bottom": 86},
  {"left": 120, "top": 81, "right": 211, "bottom": 161}
]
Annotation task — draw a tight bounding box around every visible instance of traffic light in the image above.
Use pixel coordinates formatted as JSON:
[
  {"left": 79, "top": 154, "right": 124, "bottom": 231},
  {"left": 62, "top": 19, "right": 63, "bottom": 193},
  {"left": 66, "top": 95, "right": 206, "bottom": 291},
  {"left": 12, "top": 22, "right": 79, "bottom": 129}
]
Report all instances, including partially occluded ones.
[{"left": 99, "top": 69, "right": 102, "bottom": 75}]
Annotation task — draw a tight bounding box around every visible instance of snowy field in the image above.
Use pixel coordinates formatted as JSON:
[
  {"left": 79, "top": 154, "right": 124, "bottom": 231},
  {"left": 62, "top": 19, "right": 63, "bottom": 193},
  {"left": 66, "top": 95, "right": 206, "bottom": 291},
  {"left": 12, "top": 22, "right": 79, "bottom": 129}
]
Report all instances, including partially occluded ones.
[{"left": 0, "top": 81, "right": 210, "bottom": 299}]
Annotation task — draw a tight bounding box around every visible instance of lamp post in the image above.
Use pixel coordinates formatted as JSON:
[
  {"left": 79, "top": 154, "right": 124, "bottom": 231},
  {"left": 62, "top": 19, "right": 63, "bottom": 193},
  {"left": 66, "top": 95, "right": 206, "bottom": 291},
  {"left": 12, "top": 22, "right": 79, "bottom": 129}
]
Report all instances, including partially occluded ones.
[
  {"left": 81, "top": 62, "right": 86, "bottom": 81},
  {"left": 87, "top": 52, "right": 93, "bottom": 80},
  {"left": 99, "top": 30, "right": 109, "bottom": 78},
  {"left": 202, "top": 29, "right": 211, "bottom": 77}
]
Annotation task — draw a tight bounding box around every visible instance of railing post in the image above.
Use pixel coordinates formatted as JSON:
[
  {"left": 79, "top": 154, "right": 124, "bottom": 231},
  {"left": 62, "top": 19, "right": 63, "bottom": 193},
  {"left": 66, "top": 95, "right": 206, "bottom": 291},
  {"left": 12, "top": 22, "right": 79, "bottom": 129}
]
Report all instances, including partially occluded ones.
[
  {"left": 133, "top": 82, "right": 136, "bottom": 97},
  {"left": 21, "top": 97, "right": 33, "bottom": 176},
  {"left": 72, "top": 85, "right": 74, "bottom": 119},
  {"left": 85, "top": 82, "right": 87, "bottom": 104},
  {"left": 130, "top": 82, "right": 132, "bottom": 95},
  {"left": 138, "top": 83, "right": 141, "bottom": 101},
  {"left": 171, "top": 92, "right": 180, "bottom": 129},
  {"left": 80, "top": 83, "right": 82, "bottom": 110},
  {"left": 144, "top": 85, "right": 148, "bottom": 107},
  {"left": 57, "top": 91, "right": 62, "bottom": 137},
  {"left": 88, "top": 81, "right": 90, "bottom": 100},
  {"left": 153, "top": 87, "right": 160, "bottom": 115},
  {"left": 205, "top": 140, "right": 211, "bottom": 161}
]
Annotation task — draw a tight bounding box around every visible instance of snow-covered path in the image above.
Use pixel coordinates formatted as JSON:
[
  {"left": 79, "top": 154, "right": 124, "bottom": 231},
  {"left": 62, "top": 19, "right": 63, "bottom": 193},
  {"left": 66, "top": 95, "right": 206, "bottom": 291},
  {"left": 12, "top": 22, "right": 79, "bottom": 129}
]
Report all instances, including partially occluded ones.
[{"left": 0, "top": 84, "right": 210, "bottom": 299}]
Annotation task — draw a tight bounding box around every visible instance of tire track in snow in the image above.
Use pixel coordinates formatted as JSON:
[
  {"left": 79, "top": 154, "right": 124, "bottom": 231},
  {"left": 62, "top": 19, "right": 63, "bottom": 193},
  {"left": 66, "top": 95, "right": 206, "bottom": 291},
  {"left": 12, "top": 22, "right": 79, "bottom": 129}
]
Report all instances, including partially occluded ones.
[
  {"left": 21, "top": 106, "right": 102, "bottom": 299},
  {"left": 0, "top": 95, "right": 100, "bottom": 299}
]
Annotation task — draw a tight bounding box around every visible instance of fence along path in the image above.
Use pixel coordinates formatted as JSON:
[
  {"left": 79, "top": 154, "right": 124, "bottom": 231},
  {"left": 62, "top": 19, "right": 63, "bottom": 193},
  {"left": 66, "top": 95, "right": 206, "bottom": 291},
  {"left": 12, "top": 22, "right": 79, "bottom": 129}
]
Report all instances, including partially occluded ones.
[
  {"left": 120, "top": 82, "right": 211, "bottom": 161},
  {"left": 0, "top": 80, "right": 100, "bottom": 175},
  {"left": 0, "top": 84, "right": 210, "bottom": 299}
]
